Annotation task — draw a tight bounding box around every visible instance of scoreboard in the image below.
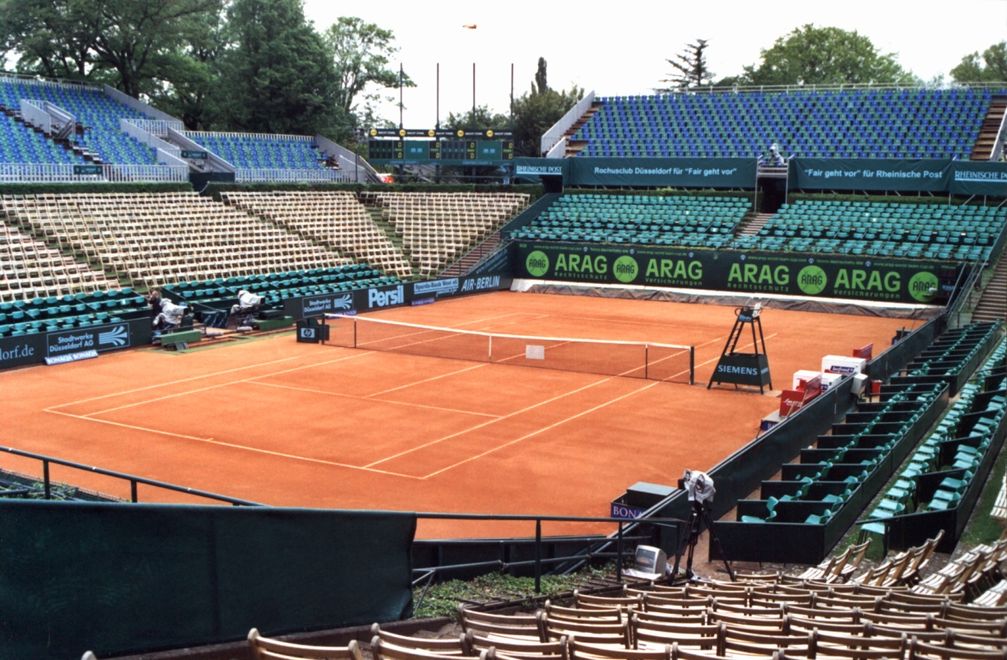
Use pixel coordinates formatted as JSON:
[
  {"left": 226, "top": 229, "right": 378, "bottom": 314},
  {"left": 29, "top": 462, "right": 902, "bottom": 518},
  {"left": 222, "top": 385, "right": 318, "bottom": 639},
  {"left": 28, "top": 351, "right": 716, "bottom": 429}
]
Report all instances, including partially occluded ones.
[{"left": 367, "top": 128, "right": 514, "bottom": 166}]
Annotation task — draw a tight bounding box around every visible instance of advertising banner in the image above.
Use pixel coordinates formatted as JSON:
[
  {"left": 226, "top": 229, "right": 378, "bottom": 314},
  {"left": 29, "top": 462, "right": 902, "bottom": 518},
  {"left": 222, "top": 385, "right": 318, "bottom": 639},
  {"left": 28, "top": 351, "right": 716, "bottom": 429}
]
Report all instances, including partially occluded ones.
[
  {"left": 949, "top": 161, "right": 1007, "bottom": 196},
  {"left": 284, "top": 272, "right": 513, "bottom": 319},
  {"left": 567, "top": 158, "right": 756, "bottom": 188},
  {"left": 790, "top": 159, "right": 952, "bottom": 192},
  {"left": 0, "top": 316, "right": 151, "bottom": 371},
  {"left": 515, "top": 242, "right": 956, "bottom": 305},
  {"left": 513, "top": 157, "right": 568, "bottom": 181}
]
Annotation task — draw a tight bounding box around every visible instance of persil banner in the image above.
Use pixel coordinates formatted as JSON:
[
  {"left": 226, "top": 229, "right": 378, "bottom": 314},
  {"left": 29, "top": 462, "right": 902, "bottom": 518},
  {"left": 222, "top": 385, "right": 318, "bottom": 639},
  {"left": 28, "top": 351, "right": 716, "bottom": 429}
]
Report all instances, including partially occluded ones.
[
  {"left": 284, "top": 272, "right": 512, "bottom": 319},
  {"left": 515, "top": 242, "right": 959, "bottom": 305},
  {"left": 567, "top": 158, "right": 757, "bottom": 188}
]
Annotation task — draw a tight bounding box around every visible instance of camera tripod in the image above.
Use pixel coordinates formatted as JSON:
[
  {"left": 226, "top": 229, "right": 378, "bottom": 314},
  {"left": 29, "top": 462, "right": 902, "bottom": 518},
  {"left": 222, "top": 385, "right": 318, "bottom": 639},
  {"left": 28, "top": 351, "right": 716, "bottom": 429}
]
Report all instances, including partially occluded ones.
[{"left": 673, "top": 500, "right": 736, "bottom": 582}]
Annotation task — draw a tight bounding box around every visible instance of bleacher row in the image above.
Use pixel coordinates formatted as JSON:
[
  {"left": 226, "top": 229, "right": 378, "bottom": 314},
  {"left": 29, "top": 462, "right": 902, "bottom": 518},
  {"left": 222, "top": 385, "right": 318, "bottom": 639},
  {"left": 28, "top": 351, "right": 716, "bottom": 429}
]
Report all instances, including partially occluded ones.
[
  {"left": 574, "top": 88, "right": 1003, "bottom": 160},
  {"left": 241, "top": 570, "right": 1007, "bottom": 660},
  {"left": 865, "top": 339, "right": 1007, "bottom": 531},
  {"left": 0, "top": 192, "right": 526, "bottom": 306},
  {"left": 0, "top": 288, "right": 146, "bottom": 338},
  {"left": 513, "top": 195, "right": 1007, "bottom": 262},
  {"left": 727, "top": 322, "right": 1002, "bottom": 557},
  {"left": 0, "top": 77, "right": 337, "bottom": 173}
]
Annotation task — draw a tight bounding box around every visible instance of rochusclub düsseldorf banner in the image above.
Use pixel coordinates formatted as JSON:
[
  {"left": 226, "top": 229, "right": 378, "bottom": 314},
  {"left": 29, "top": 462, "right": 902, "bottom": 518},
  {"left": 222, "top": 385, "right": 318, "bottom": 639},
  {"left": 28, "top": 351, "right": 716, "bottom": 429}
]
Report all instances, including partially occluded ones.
[{"left": 514, "top": 242, "right": 959, "bottom": 305}]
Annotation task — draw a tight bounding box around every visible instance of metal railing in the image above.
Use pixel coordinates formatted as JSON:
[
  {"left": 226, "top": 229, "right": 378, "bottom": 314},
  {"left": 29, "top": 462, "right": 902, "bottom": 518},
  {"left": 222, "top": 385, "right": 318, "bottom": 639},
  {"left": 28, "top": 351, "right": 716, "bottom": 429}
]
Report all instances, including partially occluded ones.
[
  {"left": 123, "top": 118, "right": 185, "bottom": 139},
  {"left": 411, "top": 512, "right": 685, "bottom": 600},
  {"left": 0, "top": 162, "right": 187, "bottom": 183},
  {"left": 603, "top": 81, "right": 1007, "bottom": 98},
  {"left": 0, "top": 444, "right": 261, "bottom": 507},
  {"left": 541, "top": 90, "right": 596, "bottom": 156},
  {"left": 233, "top": 167, "right": 348, "bottom": 183},
  {"left": 186, "top": 129, "right": 314, "bottom": 141}
]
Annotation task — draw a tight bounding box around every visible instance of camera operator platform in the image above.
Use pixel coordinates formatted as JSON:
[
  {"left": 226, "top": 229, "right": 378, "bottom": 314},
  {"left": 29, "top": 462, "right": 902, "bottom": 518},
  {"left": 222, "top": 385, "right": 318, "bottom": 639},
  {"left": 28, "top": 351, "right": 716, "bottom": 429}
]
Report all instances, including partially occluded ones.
[
  {"left": 673, "top": 469, "right": 735, "bottom": 582},
  {"left": 708, "top": 303, "right": 772, "bottom": 394}
]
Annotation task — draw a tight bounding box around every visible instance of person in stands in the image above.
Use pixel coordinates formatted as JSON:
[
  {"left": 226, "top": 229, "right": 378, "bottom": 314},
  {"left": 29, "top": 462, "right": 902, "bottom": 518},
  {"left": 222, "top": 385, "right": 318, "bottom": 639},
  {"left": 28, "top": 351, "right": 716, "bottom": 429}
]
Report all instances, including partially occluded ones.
[
  {"left": 229, "top": 289, "right": 263, "bottom": 318},
  {"left": 153, "top": 299, "right": 186, "bottom": 336}
]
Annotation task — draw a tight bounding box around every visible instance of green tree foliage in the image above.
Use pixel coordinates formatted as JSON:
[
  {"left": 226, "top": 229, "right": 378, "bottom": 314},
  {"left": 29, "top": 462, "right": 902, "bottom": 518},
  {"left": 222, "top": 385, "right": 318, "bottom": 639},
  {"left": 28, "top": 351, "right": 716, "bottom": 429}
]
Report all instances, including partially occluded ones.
[
  {"left": 658, "top": 39, "right": 712, "bottom": 91},
  {"left": 323, "top": 16, "right": 411, "bottom": 133},
  {"left": 444, "top": 105, "right": 510, "bottom": 131},
  {"left": 951, "top": 42, "right": 1007, "bottom": 83},
  {"left": 511, "top": 57, "right": 582, "bottom": 157},
  {"left": 740, "top": 25, "right": 915, "bottom": 86},
  {"left": 214, "top": 0, "right": 339, "bottom": 135},
  {"left": 0, "top": 0, "right": 223, "bottom": 98}
]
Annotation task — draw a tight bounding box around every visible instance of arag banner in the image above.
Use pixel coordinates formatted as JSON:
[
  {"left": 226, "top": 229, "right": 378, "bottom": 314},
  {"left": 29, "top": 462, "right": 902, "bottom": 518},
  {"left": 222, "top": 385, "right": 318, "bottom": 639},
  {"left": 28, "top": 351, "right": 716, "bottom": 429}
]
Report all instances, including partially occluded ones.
[{"left": 515, "top": 242, "right": 957, "bottom": 305}]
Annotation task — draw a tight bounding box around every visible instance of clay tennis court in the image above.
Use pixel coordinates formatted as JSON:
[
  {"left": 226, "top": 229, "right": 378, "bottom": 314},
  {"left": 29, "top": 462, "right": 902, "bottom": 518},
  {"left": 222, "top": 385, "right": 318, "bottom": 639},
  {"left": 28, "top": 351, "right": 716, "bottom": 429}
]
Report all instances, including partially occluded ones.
[{"left": 3, "top": 291, "right": 917, "bottom": 537}]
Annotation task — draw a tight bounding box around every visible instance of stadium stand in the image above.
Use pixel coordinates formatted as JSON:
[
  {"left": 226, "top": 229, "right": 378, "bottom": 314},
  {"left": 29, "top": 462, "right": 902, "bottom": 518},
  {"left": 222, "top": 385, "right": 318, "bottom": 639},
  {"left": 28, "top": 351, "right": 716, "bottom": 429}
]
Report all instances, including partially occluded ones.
[
  {"left": 0, "top": 192, "right": 349, "bottom": 289},
  {"left": 570, "top": 87, "right": 1005, "bottom": 159},
  {"left": 0, "top": 76, "right": 155, "bottom": 164},
  {"left": 221, "top": 191, "right": 413, "bottom": 278},
  {"left": 510, "top": 194, "right": 750, "bottom": 249},
  {"left": 365, "top": 191, "right": 530, "bottom": 277},
  {"left": 0, "top": 221, "right": 118, "bottom": 302},
  {"left": 0, "top": 288, "right": 147, "bottom": 338},
  {"left": 0, "top": 110, "right": 82, "bottom": 164},
  {"left": 733, "top": 200, "right": 1007, "bottom": 261},
  {"left": 163, "top": 264, "right": 399, "bottom": 311},
  {"left": 184, "top": 131, "right": 350, "bottom": 183}
]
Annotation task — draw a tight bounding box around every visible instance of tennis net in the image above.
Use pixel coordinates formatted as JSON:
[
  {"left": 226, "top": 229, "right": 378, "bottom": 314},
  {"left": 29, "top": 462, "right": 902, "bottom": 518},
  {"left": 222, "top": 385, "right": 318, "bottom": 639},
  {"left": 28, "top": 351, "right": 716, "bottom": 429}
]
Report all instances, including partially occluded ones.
[{"left": 322, "top": 314, "right": 695, "bottom": 384}]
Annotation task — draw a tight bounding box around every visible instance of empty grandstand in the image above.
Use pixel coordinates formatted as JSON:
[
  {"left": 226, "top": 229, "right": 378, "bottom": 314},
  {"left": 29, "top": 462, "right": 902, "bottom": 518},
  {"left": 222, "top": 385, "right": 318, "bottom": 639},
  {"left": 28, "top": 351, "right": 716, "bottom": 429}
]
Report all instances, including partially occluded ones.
[{"left": 566, "top": 87, "right": 1007, "bottom": 160}]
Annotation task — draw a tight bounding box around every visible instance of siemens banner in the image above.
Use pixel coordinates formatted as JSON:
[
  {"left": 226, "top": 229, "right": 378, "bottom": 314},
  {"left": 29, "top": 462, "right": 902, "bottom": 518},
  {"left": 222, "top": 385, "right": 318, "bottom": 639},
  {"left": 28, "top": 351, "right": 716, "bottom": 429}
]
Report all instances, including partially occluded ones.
[
  {"left": 515, "top": 242, "right": 958, "bottom": 304},
  {"left": 568, "top": 158, "right": 756, "bottom": 188}
]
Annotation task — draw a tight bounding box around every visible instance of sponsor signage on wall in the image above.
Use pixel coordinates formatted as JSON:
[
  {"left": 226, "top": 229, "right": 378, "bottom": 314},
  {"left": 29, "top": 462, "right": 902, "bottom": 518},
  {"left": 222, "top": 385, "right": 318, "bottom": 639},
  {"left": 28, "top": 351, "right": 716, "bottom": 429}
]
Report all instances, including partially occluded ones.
[{"left": 515, "top": 242, "right": 956, "bottom": 305}]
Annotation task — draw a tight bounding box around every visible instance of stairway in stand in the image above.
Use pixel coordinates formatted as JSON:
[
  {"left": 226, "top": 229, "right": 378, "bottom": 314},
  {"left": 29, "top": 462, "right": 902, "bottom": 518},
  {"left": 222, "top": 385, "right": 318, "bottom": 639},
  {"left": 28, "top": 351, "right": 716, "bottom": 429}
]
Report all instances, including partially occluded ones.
[
  {"left": 562, "top": 101, "right": 603, "bottom": 157},
  {"left": 972, "top": 257, "right": 1007, "bottom": 322},
  {"left": 970, "top": 95, "right": 1007, "bottom": 161},
  {"left": 734, "top": 211, "right": 774, "bottom": 237}
]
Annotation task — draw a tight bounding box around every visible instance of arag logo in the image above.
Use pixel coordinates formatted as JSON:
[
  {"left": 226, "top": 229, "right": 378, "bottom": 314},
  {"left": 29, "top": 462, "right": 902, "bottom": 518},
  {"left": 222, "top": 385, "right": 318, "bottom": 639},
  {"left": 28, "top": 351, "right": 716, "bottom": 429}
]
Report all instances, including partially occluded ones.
[
  {"left": 525, "top": 250, "right": 550, "bottom": 278},
  {"left": 797, "top": 265, "right": 828, "bottom": 296},
  {"left": 908, "top": 271, "right": 940, "bottom": 303},
  {"left": 612, "top": 255, "right": 639, "bottom": 284}
]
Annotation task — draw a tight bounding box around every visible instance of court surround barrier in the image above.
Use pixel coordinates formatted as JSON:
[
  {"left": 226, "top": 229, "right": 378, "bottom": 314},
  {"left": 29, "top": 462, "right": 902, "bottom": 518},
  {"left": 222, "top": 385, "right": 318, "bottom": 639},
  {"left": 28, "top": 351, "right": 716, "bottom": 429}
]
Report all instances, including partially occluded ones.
[
  {"left": 509, "top": 157, "right": 1007, "bottom": 195},
  {"left": 0, "top": 500, "right": 415, "bottom": 659},
  {"left": 0, "top": 315, "right": 152, "bottom": 370},
  {"left": 281, "top": 271, "right": 513, "bottom": 321},
  {"left": 513, "top": 241, "right": 960, "bottom": 305}
]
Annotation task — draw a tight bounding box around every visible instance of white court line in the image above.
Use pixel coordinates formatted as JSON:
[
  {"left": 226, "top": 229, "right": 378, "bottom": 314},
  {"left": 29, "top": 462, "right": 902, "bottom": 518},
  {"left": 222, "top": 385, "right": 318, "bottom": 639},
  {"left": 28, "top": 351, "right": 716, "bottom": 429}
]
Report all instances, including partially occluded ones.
[
  {"left": 71, "top": 350, "right": 374, "bottom": 418},
  {"left": 45, "top": 409, "right": 422, "bottom": 479},
  {"left": 250, "top": 380, "right": 502, "bottom": 419},
  {"left": 364, "top": 376, "right": 615, "bottom": 468},
  {"left": 47, "top": 353, "right": 313, "bottom": 409},
  {"left": 421, "top": 381, "right": 662, "bottom": 479},
  {"left": 49, "top": 310, "right": 534, "bottom": 411},
  {"left": 367, "top": 363, "right": 489, "bottom": 397}
]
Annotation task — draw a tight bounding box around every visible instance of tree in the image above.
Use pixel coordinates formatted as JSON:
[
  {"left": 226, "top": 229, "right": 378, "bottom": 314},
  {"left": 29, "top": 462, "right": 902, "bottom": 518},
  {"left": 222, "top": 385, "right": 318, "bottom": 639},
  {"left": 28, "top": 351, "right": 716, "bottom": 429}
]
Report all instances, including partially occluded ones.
[
  {"left": 0, "top": 0, "right": 224, "bottom": 97},
  {"left": 659, "top": 39, "right": 712, "bottom": 91},
  {"left": 508, "top": 57, "right": 582, "bottom": 157},
  {"left": 740, "top": 25, "right": 915, "bottom": 86},
  {"left": 951, "top": 42, "right": 1007, "bottom": 83},
  {"left": 323, "top": 16, "right": 411, "bottom": 135},
  {"left": 214, "top": 0, "right": 338, "bottom": 135},
  {"left": 444, "top": 105, "right": 510, "bottom": 131}
]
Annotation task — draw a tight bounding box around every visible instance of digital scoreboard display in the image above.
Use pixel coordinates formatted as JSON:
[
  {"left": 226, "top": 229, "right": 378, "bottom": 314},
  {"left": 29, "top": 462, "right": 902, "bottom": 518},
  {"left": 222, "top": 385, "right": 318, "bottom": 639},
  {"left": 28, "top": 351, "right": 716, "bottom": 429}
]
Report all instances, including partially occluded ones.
[{"left": 367, "top": 128, "right": 514, "bottom": 165}]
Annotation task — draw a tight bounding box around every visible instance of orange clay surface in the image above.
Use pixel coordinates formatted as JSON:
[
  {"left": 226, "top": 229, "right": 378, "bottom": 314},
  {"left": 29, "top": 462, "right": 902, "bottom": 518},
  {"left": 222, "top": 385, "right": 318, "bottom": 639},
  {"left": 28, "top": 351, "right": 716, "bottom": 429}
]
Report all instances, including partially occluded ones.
[{"left": 2, "top": 291, "right": 916, "bottom": 538}]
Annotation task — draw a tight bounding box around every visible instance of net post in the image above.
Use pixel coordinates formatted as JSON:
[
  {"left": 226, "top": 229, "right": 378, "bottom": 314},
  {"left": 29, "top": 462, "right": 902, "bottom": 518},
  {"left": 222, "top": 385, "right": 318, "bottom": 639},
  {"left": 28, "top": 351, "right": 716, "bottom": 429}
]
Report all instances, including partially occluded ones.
[
  {"left": 644, "top": 344, "right": 649, "bottom": 380},
  {"left": 690, "top": 346, "right": 695, "bottom": 385},
  {"left": 353, "top": 317, "right": 358, "bottom": 349}
]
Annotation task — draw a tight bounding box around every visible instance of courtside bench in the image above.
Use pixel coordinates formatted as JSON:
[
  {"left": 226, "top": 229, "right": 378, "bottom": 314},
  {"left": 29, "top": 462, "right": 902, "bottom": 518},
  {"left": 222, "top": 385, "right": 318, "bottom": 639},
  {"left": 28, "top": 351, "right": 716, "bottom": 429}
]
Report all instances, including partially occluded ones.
[{"left": 158, "top": 329, "right": 201, "bottom": 351}]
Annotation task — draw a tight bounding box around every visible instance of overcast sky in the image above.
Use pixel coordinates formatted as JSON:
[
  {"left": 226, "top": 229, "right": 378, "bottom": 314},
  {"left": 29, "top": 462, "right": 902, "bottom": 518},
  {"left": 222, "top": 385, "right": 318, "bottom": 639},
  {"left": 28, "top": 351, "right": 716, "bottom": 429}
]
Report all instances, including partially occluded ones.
[{"left": 303, "top": 0, "right": 1007, "bottom": 128}]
